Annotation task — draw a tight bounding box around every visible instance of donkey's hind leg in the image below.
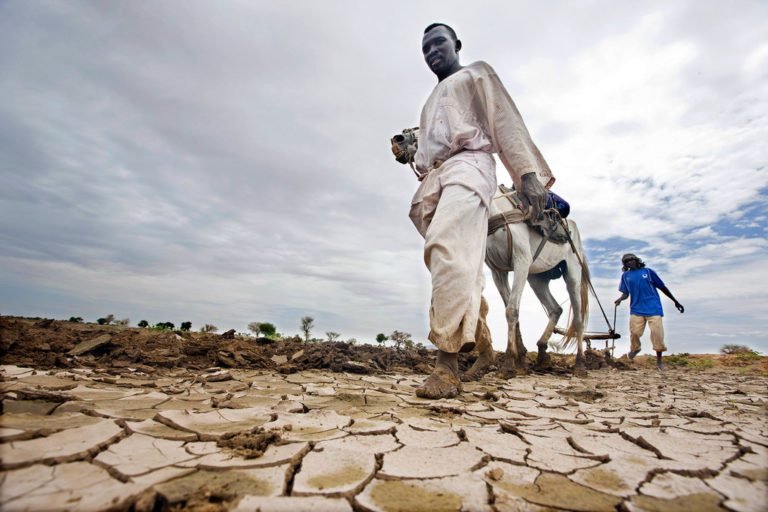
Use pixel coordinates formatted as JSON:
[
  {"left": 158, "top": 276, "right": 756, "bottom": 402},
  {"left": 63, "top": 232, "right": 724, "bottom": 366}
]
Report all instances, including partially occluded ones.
[
  {"left": 563, "top": 262, "right": 587, "bottom": 377},
  {"left": 527, "top": 273, "right": 562, "bottom": 368}
]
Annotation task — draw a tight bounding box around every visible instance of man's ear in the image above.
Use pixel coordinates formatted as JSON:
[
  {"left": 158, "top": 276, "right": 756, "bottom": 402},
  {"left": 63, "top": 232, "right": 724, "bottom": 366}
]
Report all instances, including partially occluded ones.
[{"left": 455, "top": 39, "right": 462, "bottom": 52}]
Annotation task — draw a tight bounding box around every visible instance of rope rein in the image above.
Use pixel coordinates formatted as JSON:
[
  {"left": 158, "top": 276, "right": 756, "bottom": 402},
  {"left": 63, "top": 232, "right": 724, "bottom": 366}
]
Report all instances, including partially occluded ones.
[{"left": 556, "top": 215, "right": 614, "bottom": 333}]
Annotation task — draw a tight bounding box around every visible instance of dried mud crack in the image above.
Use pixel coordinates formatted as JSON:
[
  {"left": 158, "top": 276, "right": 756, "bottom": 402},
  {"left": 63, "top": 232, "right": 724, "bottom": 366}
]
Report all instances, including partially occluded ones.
[{"left": 1, "top": 316, "right": 766, "bottom": 511}]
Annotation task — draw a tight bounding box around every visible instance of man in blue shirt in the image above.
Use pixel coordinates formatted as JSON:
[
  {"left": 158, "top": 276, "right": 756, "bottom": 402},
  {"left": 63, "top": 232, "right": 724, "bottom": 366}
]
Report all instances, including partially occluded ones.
[{"left": 615, "top": 253, "right": 684, "bottom": 369}]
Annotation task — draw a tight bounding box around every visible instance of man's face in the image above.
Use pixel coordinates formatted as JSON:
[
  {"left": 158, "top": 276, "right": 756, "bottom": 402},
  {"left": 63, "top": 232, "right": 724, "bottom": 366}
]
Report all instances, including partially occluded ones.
[
  {"left": 623, "top": 258, "right": 638, "bottom": 269},
  {"left": 422, "top": 26, "right": 459, "bottom": 77}
]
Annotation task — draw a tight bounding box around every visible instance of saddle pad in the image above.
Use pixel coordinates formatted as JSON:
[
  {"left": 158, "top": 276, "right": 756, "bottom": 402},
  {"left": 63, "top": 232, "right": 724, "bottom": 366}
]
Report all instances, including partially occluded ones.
[
  {"left": 487, "top": 185, "right": 570, "bottom": 245},
  {"left": 487, "top": 186, "right": 526, "bottom": 235}
]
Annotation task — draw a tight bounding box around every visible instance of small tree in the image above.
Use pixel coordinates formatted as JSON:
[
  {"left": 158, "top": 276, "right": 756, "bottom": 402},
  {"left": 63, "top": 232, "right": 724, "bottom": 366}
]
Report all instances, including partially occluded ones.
[
  {"left": 260, "top": 322, "right": 277, "bottom": 337},
  {"left": 389, "top": 330, "right": 412, "bottom": 351},
  {"left": 376, "top": 333, "right": 388, "bottom": 346},
  {"left": 326, "top": 331, "right": 341, "bottom": 342},
  {"left": 248, "top": 322, "right": 263, "bottom": 336},
  {"left": 200, "top": 324, "right": 218, "bottom": 333},
  {"left": 180, "top": 321, "right": 192, "bottom": 331},
  {"left": 104, "top": 314, "right": 115, "bottom": 325},
  {"left": 347, "top": 337, "right": 357, "bottom": 345},
  {"left": 301, "top": 316, "right": 314, "bottom": 342},
  {"left": 114, "top": 318, "right": 130, "bottom": 327},
  {"left": 68, "top": 316, "right": 84, "bottom": 323},
  {"left": 97, "top": 318, "right": 108, "bottom": 325},
  {"left": 138, "top": 320, "right": 149, "bottom": 328}
]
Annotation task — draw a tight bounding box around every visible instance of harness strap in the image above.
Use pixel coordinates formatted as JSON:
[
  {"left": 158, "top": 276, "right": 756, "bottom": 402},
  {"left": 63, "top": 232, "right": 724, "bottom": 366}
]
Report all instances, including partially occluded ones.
[{"left": 531, "top": 236, "right": 548, "bottom": 262}]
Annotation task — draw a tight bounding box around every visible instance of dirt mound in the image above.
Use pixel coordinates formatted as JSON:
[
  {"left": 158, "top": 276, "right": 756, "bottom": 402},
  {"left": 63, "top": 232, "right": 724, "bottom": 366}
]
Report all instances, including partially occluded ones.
[
  {"left": 5, "top": 316, "right": 692, "bottom": 377},
  {"left": 216, "top": 428, "right": 282, "bottom": 459},
  {"left": 0, "top": 316, "right": 496, "bottom": 375}
]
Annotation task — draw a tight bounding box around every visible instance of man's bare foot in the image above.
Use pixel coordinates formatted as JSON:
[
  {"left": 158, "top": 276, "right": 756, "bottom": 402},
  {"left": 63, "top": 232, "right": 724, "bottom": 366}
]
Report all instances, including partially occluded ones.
[
  {"left": 463, "top": 347, "right": 494, "bottom": 381},
  {"left": 416, "top": 365, "right": 462, "bottom": 399}
]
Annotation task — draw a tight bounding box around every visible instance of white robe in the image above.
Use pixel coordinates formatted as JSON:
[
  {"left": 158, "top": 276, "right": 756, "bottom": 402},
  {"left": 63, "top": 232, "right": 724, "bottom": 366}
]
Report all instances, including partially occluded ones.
[{"left": 409, "top": 61, "right": 555, "bottom": 353}]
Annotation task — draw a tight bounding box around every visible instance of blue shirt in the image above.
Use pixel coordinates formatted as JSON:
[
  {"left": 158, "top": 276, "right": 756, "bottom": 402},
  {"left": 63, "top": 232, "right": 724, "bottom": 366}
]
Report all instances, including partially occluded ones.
[{"left": 619, "top": 267, "right": 666, "bottom": 316}]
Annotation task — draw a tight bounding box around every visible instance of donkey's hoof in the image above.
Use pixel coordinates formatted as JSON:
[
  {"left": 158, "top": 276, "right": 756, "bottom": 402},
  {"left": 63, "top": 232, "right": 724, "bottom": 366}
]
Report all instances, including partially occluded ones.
[
  {"left": 573, "top": 366, "right": 588, "bottom": 378},
  {"left": 499, "top": 366, "right": 517, "bottom": 380},
  {"left": 534, "top": 352, "right": 552, "bottom": 369}
]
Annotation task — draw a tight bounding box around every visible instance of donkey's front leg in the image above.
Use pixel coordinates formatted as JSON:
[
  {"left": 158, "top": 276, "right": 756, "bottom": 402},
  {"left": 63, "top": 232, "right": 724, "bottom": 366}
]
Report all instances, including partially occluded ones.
[{"left": 502, "top": 265, "right": 530, "bottom": 378}]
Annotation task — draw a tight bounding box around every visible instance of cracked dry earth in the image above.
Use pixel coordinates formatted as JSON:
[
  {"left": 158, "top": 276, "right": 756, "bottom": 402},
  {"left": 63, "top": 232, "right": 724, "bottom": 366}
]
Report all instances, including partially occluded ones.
[{"left": 1, "top": 365, "right": 766, "bottom": 512}]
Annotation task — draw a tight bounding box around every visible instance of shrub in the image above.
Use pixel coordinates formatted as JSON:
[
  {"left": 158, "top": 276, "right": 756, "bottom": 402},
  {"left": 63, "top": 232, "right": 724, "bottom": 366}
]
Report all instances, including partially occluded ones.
[
  {"left": 720, "top": 344, "right": 755, "bottom": 355},
  {"left": 326, "top": 331, "right": 341, "bottom": 342},
  {"left": 688, "top": 357, "right": 714, "bottom": 369},
  {"left": 180, "top": 321, "right": 192, "bottom": 331},
  {"left": 200, "top": 324, "right": 218, "bottom": 333},
  {"left": 736, "top": 350, "right": 761, "bottom": 362},
  {"left": 376, "top": 333, "right": 388, "bottom": 346},
  {"left": 68, "top": 316, "right": 84, "bottom": 323},
  {"left": 138, "top": 320, "right": 149, "bottom": 328},
  {"left": 664, "top": 353, "right": 690, "bottom": 367}
]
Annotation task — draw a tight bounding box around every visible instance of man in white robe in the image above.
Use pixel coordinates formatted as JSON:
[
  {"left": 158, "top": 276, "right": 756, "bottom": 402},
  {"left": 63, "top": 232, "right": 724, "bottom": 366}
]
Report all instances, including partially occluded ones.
[{"left": 412, "top": 23, "right": 555, "bottom": 398}]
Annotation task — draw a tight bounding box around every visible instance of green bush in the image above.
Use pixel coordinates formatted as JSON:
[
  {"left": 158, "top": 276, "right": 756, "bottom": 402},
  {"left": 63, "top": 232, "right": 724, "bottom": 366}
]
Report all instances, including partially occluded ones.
[
  {"left": 736, "top": 350, "right": 761, "bottom": 362},
  {"left": 688, "top": 357, "right": 714, "bottom": 369},
  {"left": 664, "top": 353, "right": 690, "bottom": 367}
]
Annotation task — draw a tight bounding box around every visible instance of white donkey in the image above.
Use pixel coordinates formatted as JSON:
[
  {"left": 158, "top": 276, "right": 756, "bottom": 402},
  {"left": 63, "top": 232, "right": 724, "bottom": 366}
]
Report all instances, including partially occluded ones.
[{"left": 469, "top": 186, "right": 591, "bottom": 378}]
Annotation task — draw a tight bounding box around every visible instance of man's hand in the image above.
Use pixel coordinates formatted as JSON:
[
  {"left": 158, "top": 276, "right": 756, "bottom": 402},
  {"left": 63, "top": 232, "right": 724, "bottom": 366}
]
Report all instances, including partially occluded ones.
[
  {"left": 614, "top": 297, "right": 623, "bottom": 306},
  {"left": 520, "top": 172, "right": 547, "bottom": 222},
  {"left": 675, "top": 302, "right": 684, "bottom": 313}
]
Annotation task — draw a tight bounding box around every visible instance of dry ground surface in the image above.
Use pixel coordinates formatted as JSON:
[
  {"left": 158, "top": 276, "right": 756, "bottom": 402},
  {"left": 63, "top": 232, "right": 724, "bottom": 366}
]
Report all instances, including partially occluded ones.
[{"left": 1, "top": 317, "right": 766, "bottom": 511}]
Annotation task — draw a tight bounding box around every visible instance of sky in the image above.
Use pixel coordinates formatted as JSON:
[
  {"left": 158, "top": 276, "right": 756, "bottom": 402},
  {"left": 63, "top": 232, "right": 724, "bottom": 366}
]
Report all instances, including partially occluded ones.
[{"left": 1, "top": 1, "right": 766, "bottom": 355}]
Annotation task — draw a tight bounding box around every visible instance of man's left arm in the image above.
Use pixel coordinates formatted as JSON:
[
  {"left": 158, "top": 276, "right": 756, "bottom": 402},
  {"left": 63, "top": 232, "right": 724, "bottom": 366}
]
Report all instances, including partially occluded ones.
[
  {"left": 659, "top": 286, "right": 684, "bottom": 313},
  {"left": 476, "top": 64, "right": 554, "bottom": 222},
  {"left": 650, "top": 269, "right": 683, "bottom": 313}
]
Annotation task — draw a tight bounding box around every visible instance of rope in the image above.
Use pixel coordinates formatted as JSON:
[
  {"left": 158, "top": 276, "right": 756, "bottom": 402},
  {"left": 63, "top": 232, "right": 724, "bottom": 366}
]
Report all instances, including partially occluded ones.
[{"left": 557, "top": 216, "right": 614, "bottom": 333}]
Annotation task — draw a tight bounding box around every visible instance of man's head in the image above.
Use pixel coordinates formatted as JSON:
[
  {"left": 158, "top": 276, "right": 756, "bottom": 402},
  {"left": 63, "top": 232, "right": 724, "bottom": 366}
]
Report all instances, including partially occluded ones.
[
  {"left": 422, "top": 23, "right": 463, "bottom": 81},
  {"left": 621, "top": 253, "right": 645, "bottom": 271}
]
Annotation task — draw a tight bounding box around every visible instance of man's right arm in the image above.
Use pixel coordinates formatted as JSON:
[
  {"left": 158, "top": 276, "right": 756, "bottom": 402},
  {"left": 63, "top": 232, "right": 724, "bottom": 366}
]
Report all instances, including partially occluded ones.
[{"left": 616, "top": 275, "right": 629, "bottom": 305}]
